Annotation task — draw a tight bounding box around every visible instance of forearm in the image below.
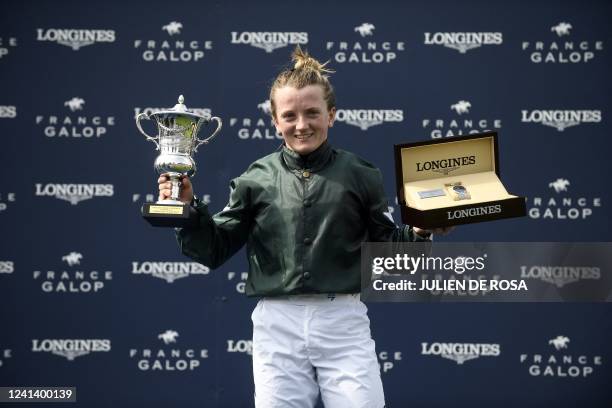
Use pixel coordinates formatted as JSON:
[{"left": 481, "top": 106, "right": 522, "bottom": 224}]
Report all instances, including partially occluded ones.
[
  {"left": 391, "top": 225, "right": 432, "bottom": 242},
  {"left": 175, "top": 201, "right": 247, "bottom": 269}
]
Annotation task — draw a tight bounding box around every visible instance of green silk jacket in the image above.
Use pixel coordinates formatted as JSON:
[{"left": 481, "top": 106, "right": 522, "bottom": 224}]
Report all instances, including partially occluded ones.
[{"left": 176, "top": 142, "right": 428, "bottom": 297}]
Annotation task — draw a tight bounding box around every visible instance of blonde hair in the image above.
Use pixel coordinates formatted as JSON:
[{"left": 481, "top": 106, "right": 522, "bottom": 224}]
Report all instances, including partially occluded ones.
[{"left": 269, "top": 46, "right": 336, "bottom": 119}]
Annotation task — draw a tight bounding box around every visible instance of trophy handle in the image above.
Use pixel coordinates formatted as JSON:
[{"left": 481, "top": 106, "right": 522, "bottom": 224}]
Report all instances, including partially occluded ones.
[
  {"left": 194, "top": 116, "right": 222, "bottom": 152},
  {"left": 136, "top": 113, "right": 160, "bottom": 150}
]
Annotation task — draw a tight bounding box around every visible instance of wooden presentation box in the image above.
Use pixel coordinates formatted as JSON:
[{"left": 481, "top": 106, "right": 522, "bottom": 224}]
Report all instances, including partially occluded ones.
[{"left": 394, "top": 132, "right": 526, "bottom": 229}]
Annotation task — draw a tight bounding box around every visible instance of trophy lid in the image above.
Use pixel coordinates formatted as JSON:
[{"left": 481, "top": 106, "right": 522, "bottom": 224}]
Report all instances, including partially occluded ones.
[
  {"left": 149, "top": 95, "right": 209, "bottom": 121},
  {"left": 171, "top": 95, "right": 188, "bottom": 112}
]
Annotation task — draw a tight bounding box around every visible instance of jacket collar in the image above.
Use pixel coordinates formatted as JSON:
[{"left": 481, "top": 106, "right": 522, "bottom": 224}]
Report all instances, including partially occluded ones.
[{"left": 281, "top": 141, "right": 333, "bottom": 172}]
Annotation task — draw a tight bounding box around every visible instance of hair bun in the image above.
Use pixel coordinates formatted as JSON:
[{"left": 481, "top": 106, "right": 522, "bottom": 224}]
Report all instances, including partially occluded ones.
[{"left": 292, "top": 45, "right": 334, "bottom": 75}]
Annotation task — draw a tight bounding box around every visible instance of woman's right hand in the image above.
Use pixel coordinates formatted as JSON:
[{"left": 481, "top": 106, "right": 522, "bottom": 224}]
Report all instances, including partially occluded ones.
[{"left": 158, "top": 174, "right": 194, "bottom": 204}]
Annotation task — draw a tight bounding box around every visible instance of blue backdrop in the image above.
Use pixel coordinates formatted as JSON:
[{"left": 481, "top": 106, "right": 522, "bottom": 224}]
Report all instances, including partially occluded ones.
[{"left": 0, "top": 0, "right": 610, "bottom": 406}]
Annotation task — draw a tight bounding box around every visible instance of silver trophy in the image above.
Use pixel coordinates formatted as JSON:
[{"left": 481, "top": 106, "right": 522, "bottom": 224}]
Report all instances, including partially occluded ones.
[{"left": 136, "top": 95, "right": 222, "bottom": 227}]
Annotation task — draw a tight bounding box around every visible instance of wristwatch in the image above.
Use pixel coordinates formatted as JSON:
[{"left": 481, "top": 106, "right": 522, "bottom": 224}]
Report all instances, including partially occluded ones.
[{"left": 452, "top": 185, "right": 469, "bottom": 200}]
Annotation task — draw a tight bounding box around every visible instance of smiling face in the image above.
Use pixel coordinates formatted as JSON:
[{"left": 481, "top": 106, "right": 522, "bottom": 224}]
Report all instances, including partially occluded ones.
[{"left": 272, "top": 85, "right": 336, "bottom": 155}]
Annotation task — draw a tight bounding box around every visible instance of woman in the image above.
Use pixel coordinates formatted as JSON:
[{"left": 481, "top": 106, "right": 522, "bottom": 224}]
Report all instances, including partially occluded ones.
[{"left": 159, "top": 47, "right": 447, "bottom": 408}]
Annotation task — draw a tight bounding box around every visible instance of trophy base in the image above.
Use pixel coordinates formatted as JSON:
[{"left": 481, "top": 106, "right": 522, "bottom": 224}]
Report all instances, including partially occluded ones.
[{"left": 142, "top": 202, "right": 200, "bottom": 228}]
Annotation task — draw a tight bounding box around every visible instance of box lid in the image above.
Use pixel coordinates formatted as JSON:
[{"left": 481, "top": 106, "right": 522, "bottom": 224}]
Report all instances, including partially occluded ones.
[{"left": 394, "top": 132, "right": 499, "bottom": 203}]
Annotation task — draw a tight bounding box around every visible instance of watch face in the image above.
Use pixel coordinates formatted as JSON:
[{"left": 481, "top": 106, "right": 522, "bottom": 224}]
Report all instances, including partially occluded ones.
[{"left": 453, "top": 185, "right": 466, "bottom": 193}]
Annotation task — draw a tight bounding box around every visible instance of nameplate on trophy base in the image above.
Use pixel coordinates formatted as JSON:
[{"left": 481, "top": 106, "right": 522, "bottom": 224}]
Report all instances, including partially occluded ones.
[
  {"left": 394, "top": 131, "right": 526, "bottom": 229},
  {"left": 142, "top": 202, "right": 199, "bottom": 228}
]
